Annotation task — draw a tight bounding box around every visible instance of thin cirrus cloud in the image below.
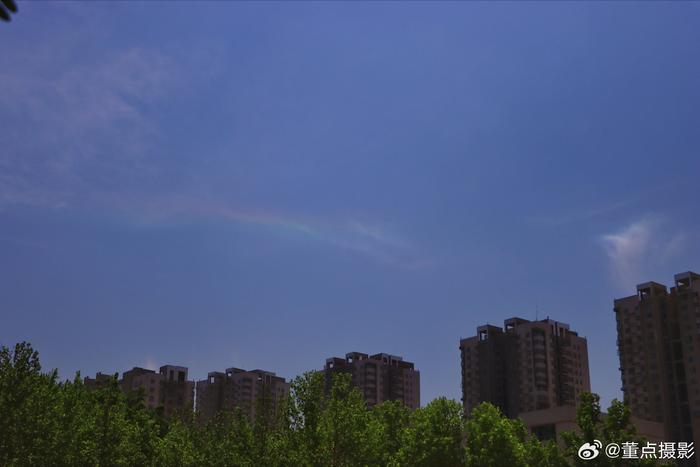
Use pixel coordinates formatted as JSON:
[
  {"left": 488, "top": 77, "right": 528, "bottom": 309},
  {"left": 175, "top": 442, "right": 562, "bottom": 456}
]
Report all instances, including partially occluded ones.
[
  {"left": 121, "top": 194, "right": 430, "bottom": 269},
  {"left": 212, "top": 209, "right": 431, "bottom": 270},
  {"left": 0, "top": 41, "right": 430, "bottom": 269},
  {"left": 543, "top": 199, "right": 633, "bottom": 227},
  {"left": 600, "top": 217, "right": 687, "bottom": 291},
  {"left": 0, "top": 42, "right": 204, "bottom": 210}
]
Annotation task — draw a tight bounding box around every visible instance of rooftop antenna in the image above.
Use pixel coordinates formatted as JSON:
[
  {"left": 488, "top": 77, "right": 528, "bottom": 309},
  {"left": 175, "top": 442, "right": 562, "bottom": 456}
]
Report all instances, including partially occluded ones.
[{"left": 535, "top": 302, "right": 539, "bottom": 321}]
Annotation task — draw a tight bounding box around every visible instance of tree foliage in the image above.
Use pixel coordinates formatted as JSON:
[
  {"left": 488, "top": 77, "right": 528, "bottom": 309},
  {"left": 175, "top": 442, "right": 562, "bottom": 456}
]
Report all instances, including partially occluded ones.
[
  {"left": 464, "top": 402, "right": 567, "bottom": 467},
  {"left": 562, "top": 392, "right": 660, "bottom": 467},
  {"left": 0, "top": 342, "right": 658, "bottom": 466}
]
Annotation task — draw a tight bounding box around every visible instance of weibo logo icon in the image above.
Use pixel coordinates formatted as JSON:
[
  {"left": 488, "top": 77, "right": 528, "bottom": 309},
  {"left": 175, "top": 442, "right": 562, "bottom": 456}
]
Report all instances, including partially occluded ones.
[{"left": 578, "top": 440, "right": 602, "bottom": 460}]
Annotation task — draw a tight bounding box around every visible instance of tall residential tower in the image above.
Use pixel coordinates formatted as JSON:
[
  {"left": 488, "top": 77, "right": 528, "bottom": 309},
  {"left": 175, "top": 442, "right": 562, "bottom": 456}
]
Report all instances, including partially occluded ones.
[
  {"left": 195, "top": 367, "right": 290, "bottom": 422},
  {"left": 460, "top": 317, "right": 590, "bottom": 419},
  {"left": 324, "top": 352, "right": 420, "bottom": 409},
  {"left": 615, "top": 271, "right": 700, "bottom": 448}
]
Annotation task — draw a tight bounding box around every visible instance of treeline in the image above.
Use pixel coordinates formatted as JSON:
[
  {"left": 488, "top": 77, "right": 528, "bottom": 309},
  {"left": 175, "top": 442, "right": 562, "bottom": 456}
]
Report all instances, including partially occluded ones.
[{"left": 0, "top": 342, "right": 658, "bottom": 466}]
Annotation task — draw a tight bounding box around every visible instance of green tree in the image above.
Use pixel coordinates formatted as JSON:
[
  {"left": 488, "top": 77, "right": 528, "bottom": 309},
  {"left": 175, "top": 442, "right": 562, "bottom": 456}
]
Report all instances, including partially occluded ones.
[
  {"left": 466, "top": 402, "right": 529, "bottom": 467},
  {"left": 522, "top": 435, "right": 569, "bottom": 467},
  {"left": 0, "top": 342, "right": 60, "bottom": 466},
  {"left": 155, "top": 418, "right": 202, "bottom": 466},
  {"left": 463, "top": 402, "right": 568, "bottom": 467},
  {"left": 0, "top": 342, "right": 585, "bottom": 467},
  {"left": 121, "top": 383, "right": 161, "bottom": 465},
  {"left": 0, "top": 342, "right": 164, "bottom": 466},
  {"left": 368, "top": 400, "right": 410, "bottom": 465},
  {"left": 395, "top": 397, "right": 465, "bottom": 467},
  {"left": 195, "top": 409, "right": 257, "bottom": 466},
  {"left": 92, "top": 377, "right": 161, "bottom": 466},
  {"left": 50, "top": 374, "right": 100, "bottom": 465},
  {"left": 277, "top": 371, "right": 327, "bottom": 466},
  {"left": 317, "top": 372, "right": 374, "bottom": 467},
  {"left": 562, "top": 392, "right": 658, "bottom": 466},
  {"left": 251, "top": 379, "right": 282, "bottom": 465}
]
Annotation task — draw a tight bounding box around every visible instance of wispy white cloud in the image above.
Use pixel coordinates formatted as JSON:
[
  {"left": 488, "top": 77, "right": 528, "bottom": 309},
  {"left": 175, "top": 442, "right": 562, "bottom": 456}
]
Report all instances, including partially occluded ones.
[
  {"left": 545, "top": 199, "right": 633, "bottom": 227},
  {"left": 601, "top": 218, "right": 655, "bottom": 288},
  {"left": 0, "top": 45, "right": 177, "bottom": 208},
  {"left": 0, "top": 30, "right": 430, "bottom": 269},
  {"left": 537, "top": 183, "right": 688, "bottom": 228},
  {"left": 117, "top": 194, "right": 433, "bottom": 270},
  {"left": 600, "top": 217, "right": 687, "bottom": 290},
  {"left": 347, "top": 221, "right": 409, "bottom": 249}
]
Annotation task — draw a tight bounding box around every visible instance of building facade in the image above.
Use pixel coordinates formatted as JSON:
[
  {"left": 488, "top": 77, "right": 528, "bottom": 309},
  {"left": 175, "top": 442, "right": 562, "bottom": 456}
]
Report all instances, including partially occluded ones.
[
  {"left": 519, "top": 405, "right": 664, "bottom": 447},
  {"left": 324, "top": 352, "right": 420, "bottom": 409},
  {"left": 614, "top": 271, "right": 700, "bottom": 448},
  {"left": 159, "top": 365, "right": 195, "bottom": 417},
  {"left": 195, "top": 367, "right": 290, "bottom": 422},
  {"left": 117, "top": 365, "right": 194, "bottom": 415},
  {"left": 460, "top": 317, "right": 590, "bottom": 418},
  {"left": 120, "top": 367, "right": 163, "bottom": 410},
  {"left": 83, "top": 371, "right": 114, "bottom": 390}
]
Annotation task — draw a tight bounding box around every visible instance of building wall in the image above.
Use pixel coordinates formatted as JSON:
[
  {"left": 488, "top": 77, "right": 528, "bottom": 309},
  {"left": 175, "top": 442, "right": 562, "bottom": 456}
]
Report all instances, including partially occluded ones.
[
  {"left": 324, "top": 352, "right": 420, "bottom": 410},
  {"left": 115, "top": 365, "right": 194, "bottom": 414},
  {"left": 159, "top": 365, "right": 195, "bottom": 417},
  {"left": 121, "top": 367, "right": 163, "bottom": 410},
  {"left": 83, "top": 372, "right": 113, "bottom": 390},
  {"left": 615, "top": 271, "right": 700, "bottom": 449},
  {"left": 460, "top": 317, "right": 590, "bottom": 419},
  {"left": 461, "top": 325, "right": 509, "bottom": 416},
  {"left": 519, "top": 405, "right": 665, "bottom": 448},
  {"left": 195, "top": 372, "right": 226, "bottom": 420},
  {"left": 195, "top": 368, "right": 290, "bottom": 422}
]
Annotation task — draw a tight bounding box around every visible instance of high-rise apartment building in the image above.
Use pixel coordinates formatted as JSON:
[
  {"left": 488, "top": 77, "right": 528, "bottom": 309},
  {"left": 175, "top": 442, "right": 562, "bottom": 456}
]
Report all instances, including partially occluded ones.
[
  {"left": 614, "top": 271, "right": 700, "bottom": 448},
  {"left": 83, "top": 371, "right": 113, "bottom": 390},
  {"left": 195, "top": 367, "right": 290, "bottom": 422},
  {"left": 460, "top": 317, "right": 590, "bottom": 419},
  {"left": 121, "top": 367, "right": 163, "bottom": 410},
  {"left": 324, "top": 352, "right": 420, "bottom": 409},
  {"left": 118, "top": 365, "right": 194, "bottom": 415},
  {"left": 159, "top": 365, "right": 195, "bottom": 417},
  {"left": 196, "top": 371, "right": 226, "bottom": 421}
]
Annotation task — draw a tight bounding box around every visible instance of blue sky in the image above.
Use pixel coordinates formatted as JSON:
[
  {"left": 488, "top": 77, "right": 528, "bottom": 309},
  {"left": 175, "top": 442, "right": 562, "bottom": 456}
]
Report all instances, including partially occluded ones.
[{"left": 1, "top": 2, "right": 699, "bottom": 407}]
